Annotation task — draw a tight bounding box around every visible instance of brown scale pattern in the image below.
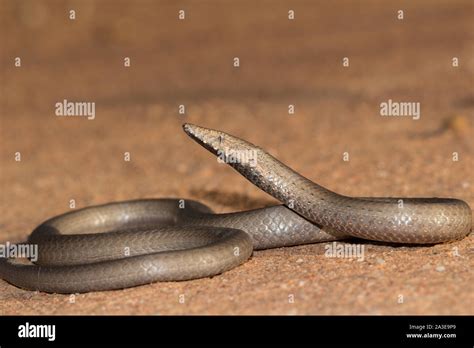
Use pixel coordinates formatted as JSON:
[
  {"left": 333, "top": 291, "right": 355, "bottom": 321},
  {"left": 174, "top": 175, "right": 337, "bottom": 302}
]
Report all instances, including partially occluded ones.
[
  {"left": 0, "top": 124, "right": 471, "bottom": 293},
  {"left": 184, "top": 123, "right": 472, "bottom": 245}
]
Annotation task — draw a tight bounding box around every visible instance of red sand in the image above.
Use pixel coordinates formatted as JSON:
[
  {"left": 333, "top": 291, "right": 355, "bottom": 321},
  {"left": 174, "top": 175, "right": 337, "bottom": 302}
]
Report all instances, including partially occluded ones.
[{"left": 0, "top": 0, "right": 473, "bottom": 314}]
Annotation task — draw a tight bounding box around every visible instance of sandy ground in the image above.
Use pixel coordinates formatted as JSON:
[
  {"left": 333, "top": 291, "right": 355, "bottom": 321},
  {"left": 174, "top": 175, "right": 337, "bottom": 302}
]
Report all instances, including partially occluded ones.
[{"left": 0, "top": 0, "right": 473, "bottom": 314}]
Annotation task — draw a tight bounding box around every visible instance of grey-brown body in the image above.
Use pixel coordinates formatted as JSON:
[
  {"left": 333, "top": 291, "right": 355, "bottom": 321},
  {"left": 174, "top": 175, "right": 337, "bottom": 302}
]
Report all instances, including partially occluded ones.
[{"left": 0, "top": 124, "right": 471, "bottom": 293}]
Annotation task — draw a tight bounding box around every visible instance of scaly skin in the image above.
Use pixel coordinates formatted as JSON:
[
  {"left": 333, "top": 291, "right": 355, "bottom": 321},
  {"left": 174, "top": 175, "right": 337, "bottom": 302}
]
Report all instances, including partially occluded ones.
[
  {"left": 183, "top": 124, "right": 471, "bottom": 244},
  {"left": 0, "top": 124, "right": 470, "bottom": 293}
]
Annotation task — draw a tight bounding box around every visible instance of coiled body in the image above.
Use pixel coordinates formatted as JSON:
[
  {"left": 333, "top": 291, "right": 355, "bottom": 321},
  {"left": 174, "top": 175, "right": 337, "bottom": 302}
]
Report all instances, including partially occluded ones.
[{"left": 0, "top": 124, "right": 471, "bottom": 293}]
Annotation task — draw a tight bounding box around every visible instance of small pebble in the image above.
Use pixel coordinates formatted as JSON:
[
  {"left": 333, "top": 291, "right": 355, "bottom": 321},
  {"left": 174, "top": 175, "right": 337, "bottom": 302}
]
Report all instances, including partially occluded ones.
[
  {"left": 376, "top": 258, "right": 385, "bottom": 265},
  {"left": 436, "top": 265, "right": 446, "bottom": 272},
  {"left": 296, "top": 258, "right": 304, "bottom": 264}
]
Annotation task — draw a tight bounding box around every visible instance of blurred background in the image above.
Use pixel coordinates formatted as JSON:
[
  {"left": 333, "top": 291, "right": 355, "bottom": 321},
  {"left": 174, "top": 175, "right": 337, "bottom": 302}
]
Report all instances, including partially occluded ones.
[{"left": 0, "top": 0, "right": 473, "bottom": 314}]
